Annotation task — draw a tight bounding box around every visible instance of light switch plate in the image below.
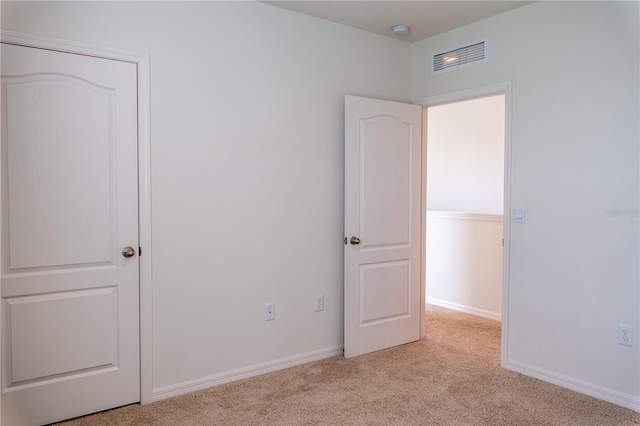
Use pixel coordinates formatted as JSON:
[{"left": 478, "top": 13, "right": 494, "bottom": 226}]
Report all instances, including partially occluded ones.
[{"left": 514, "top": 207, "right": 525, "bottom": 224}]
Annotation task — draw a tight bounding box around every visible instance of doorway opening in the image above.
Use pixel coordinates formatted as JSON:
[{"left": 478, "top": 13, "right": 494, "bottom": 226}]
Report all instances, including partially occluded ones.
[{"left": 419, "top": 84, "right": 511, "bottom": 366}]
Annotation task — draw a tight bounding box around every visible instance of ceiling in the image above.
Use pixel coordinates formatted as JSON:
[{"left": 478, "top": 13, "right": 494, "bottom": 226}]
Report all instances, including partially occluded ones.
[{"left": 263, "top": 1, "right": 534, "bottom": 43}]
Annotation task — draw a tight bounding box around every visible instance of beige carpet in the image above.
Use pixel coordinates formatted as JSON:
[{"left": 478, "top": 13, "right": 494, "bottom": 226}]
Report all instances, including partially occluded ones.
[{"left": 59, "top": 306, "right": 640, "bottom": 425}]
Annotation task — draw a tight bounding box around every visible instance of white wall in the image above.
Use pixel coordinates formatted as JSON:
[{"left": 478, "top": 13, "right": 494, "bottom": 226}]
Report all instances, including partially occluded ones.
[
  {"left": 1, "top": 1, "right": 411, "bottom": 395},
  {"left": 426, "top": 212, "right": 503, "bottom": 320},
  {"left": 427, "top": 94, "right": 505, "bottom": 214},
  {"left": 414, "top": 1, "right": 639, "bottom": 408}
]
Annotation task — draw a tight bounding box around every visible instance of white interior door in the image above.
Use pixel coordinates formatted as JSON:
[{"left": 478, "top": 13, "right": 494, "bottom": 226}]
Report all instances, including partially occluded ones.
[
  {"left": 344, "top": 95, "right": 422, "bottom": 358},
  {"left": 1, "top": 43, "right": 140, "bottom": 425}
]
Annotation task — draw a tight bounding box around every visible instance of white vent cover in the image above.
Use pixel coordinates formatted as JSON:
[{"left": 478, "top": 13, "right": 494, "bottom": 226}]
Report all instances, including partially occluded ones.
[{"left": 432, "top": 39, "right": 487, "bottom": 74}]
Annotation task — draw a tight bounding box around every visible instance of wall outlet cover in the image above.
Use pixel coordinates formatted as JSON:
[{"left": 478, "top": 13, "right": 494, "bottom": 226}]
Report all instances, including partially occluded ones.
[
  {"left": 618, "top": 324, "right": 633, "bottom": 347},
  {"left": 265, "top": 303, "right": 275, "bottom": 321}
]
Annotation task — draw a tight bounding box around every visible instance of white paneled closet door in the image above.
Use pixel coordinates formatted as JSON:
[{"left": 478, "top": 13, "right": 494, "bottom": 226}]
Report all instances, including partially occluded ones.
[{"left": 1, "top": 43, "right": 140, "bottom": 425}]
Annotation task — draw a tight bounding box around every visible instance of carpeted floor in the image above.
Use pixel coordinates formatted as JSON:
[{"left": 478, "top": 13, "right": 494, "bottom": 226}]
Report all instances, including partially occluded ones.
[{"left": 58, "top": 306, "right": 640, "bottom": 425}]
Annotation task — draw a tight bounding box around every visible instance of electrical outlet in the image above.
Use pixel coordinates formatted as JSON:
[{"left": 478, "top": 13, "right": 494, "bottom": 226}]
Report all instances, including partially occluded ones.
[
  {"left": 618, "top": 324, "right": 633, "bottom": 347},
  {"left": 265, "top": 303, "right": 275, "bottom": 321},
  {"left": 314, "top": 295, "right": 324, "bottom": 312}
]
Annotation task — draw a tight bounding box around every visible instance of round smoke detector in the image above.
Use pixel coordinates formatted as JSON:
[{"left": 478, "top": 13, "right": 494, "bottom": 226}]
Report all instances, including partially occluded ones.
[{"left": 391, "top": 25, "right": 410, "bottom": 37}]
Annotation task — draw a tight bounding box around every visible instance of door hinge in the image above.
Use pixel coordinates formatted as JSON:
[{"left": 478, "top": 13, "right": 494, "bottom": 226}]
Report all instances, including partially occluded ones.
[{"left": 501, "top": 239, "right": 504, "bottom": 247}]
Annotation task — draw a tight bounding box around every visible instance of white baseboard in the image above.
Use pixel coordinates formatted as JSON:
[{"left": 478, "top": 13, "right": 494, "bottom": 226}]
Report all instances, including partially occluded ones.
[
  {"left": 151, "top": 345, "right": 343, "bottom": 402},
  {"left": 426, "top": 297, "right": 501, "bottom": 322},
  {"left": 506, "top": 359, "right": 640, "bottom": 413}
]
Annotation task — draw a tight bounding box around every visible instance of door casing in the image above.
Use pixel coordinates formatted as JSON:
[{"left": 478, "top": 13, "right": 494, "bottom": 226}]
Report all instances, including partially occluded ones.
[
  {"left": 0, "top": 30, "right": 153, "bottom": 405},
  {"left": 416, "top": 81, "right": 512, "bottom": 368}
]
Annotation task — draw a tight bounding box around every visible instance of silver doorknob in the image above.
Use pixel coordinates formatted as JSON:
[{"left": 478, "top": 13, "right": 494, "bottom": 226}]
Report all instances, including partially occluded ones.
[
  {"left": 350, "top": 236, "right": 361, "bottom": 245},
  {"left": 122, "top": 246, "right": 136, "bottom": 258}
]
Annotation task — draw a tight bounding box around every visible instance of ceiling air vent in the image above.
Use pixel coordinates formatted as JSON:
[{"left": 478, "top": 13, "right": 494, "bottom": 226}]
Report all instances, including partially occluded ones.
[{"left": 432, "top": 39, "right": 487, "bottom": 74}]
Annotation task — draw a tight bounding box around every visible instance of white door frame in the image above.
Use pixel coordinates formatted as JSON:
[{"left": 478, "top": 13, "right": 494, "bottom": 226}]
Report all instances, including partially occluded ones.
[
  {"left": 416, "top": 81, "right": 512, "bottom": 368},
  {"left": 0, "top": 31, "right": 153, "bottom": 404}
]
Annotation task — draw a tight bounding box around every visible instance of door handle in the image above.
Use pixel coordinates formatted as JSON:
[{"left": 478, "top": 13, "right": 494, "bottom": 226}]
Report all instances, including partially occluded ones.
[
  {"left": 350, "top": 236, "right": 361, "bottom": 245},
  {"left": 122, "top": 246, "right": 136, "bottom": 258}
]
